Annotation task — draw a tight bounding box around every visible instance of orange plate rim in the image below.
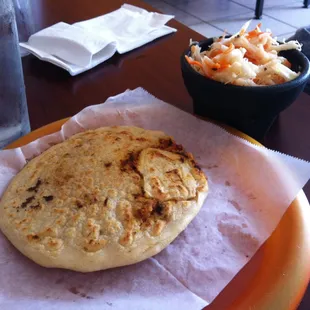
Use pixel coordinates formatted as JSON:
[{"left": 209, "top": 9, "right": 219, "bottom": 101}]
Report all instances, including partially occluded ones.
[{"left": 4, "top": 118, "right": 310, "bottom": 310}]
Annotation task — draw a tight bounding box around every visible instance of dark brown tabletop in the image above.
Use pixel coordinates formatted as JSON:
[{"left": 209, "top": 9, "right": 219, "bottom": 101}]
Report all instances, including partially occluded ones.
[{"left": 21, "top": 0, "right": 310, "bottom": 308}]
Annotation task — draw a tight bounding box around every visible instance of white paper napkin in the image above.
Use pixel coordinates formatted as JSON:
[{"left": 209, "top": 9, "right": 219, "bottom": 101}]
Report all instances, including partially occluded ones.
[
  {"left": 19, "top": 4, "right": 176, "bottom": 75},
  {"left": 0, "top": 88, "right": 310, "bottom": 310}
]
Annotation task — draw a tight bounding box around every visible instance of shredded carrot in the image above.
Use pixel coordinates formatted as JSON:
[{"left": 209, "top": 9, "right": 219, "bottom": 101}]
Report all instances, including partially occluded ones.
[
  {"left": 283, "top": 59, "right": 291, "bottom": 68},
  {"left": 247, "top": 23, "right": 263, "bottom": 38},
  {"left": 186, "top": 55, "right": 213, "bottom": 78},
  {"left": 202, "top": 57, "right": 220, "bottom": 70},
  {"left": 185, "top": 55, "right": 203, "bottom": 69},
  {"left": 275, "top": 76, "right": 286, "bottom": 83},
  {"left": 244, "top": 52, "right": 259, "bottom": 65},
  {"left": 247, "top": 30, "right": 258, "bottom": 38},
  {"left": 210, "top": 49, "right": 223, "bottom": 57},
  {"left": 216, "top": 58, "right": 231, "bottom": 71},
  {"left": 248, "top": 30, "right": 267, "bottom": 38},
  {"left": 218, "top": 64, "right": 231, "bottom": 71},
  {"left": 223, "top": 43, "right": 234, "bottom": 54},
  {"left": 192, "top": 61, "right": 203, "bottom": 69},
  {"left": 218, "top": 59, "right": 230, "bottom": 66},
  {"left": 186, "top": 20, "right": 301, "bottom": 86}
]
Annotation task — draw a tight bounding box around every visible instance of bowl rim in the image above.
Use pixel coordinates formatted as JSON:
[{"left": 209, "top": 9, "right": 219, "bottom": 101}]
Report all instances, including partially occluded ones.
[{"left": 181, "top": 37, "right": 310, "bottom": 91}]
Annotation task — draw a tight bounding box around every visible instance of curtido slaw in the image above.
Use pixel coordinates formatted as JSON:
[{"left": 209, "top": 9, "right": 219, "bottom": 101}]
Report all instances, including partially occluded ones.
[{"left": 186, "top": 20, "right": 302, "bottom": 86}]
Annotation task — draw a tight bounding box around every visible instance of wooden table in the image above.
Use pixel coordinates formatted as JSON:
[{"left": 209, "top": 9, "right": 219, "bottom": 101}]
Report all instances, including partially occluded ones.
[{"left": 21, "top": 0, "right": 310, "bottom": 308}]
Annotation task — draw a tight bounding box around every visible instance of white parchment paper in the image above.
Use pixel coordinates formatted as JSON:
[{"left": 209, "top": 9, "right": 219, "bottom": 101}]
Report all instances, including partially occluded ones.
[{"left": 0, "top": 88, "right": 310, "bottom": 310}]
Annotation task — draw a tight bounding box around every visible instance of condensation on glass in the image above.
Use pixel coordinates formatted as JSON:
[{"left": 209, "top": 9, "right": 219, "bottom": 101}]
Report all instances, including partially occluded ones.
[
  {"left": 12, "top": 0, "right": 34, "bottom": 56},
  {"left": 0, "top": 0, "right": 30, "bottom": 149}
]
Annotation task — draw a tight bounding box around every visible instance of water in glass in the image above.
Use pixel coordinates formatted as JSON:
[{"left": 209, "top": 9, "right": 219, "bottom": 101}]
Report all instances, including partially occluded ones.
[{"left": 0, "top": 0, "right": 30, "bottom": 149}]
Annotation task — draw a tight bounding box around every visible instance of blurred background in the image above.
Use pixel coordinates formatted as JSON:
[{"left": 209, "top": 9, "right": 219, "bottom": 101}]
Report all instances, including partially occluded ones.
[{"left": 144, "top": 0, "right": 310, "bottom": 41}]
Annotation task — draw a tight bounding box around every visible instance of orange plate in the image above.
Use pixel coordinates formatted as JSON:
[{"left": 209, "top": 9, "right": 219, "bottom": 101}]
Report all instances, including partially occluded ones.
[{"left": 5, "top": 119, "right": 310, "bottom": 310}]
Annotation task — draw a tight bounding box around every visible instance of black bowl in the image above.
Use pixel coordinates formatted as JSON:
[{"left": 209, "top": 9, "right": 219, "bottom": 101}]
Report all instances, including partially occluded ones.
[{"left": 181, "top": 38, "right": 310, "bottom": 140}]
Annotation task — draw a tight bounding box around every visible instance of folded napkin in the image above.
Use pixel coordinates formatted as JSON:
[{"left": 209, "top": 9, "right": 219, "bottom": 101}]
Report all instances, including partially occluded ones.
[{"left": 20, "top": 4, "right": 176, "bottom": 75}]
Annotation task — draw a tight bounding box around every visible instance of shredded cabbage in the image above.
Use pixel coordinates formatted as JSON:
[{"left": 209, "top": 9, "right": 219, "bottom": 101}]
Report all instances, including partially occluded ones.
[{"left": 186, "top": 20, "right": 301, "bottom": 86}]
